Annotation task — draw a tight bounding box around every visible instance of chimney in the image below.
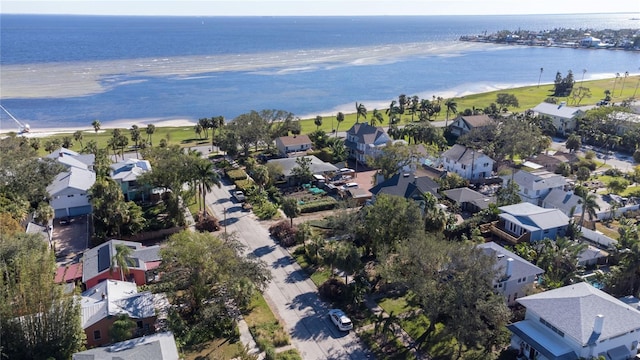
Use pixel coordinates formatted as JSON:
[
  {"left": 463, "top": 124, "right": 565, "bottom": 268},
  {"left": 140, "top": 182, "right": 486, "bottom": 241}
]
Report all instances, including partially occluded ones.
[
  {"left": 413, "top": 175, "right": 418, "bottom": 184},
  {"left": 101, "top": 293, "right": 106, "bottom": 300},
  {"left": 506, "top": 258, "right": 514, "bottom": 278},
  {"left": 593, "top": 314, "right": 604, "bottom": 334},
  {"left": 59, "top": 152, "right": 63, "bottom": 157}
]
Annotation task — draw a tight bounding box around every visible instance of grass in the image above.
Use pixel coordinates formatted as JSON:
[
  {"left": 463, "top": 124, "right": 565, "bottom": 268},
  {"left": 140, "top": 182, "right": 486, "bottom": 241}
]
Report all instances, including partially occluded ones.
[
  {"left": 358, "top": 327, "right": 418, "bottom": 360},
  {"left": 291, "top": 247, "right": 331, "bottom": 287},
  {"left": 595, "top": 222, "right": 620, "bottom": 240},
  {"left": 183, "top": 338, "right": 245, "bottom": 360},
  {"left": 244, "top": 293, "right": 294, "bottom": 353}
]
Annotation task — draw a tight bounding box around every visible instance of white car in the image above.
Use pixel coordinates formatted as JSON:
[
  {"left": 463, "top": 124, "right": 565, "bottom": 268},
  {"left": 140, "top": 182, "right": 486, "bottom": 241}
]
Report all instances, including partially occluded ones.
[
  {"left": 232, "top": 190, "right": 245, "bottom": 202},
  {"left": 340, "top": 182, "right": 358, "bottom": 190},
  {"left": 328, "top": 309, "right": 353, "bottom": 331}
]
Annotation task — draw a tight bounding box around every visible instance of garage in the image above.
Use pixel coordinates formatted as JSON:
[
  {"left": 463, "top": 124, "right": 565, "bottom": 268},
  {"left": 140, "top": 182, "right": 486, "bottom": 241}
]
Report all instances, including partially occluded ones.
[
  {"left": 68, "top": 205, "right": 92, "bottom": 217},
  {"left": 54, "top": 208, "right": 68, "bottom": 219}
]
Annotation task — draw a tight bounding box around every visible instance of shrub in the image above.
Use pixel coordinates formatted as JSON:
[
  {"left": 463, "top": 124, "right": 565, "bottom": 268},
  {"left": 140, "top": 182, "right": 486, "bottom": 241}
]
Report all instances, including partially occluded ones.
[
  {"left": 254, "top": 200, "right": 279, "bottom": 220},
  {"left": 264, "top": 347, "right": 276, "bottom": 360},
  {"left": 604, "top": 168, "right": 624, "bottom": 177},
  {"left": 235, "top": 179, "right": 256, "bottom": 192},
  {"left": 214, "top": 159, "right": 231, "bottom": 169},
  {"left": 195, "top": 214, "right": 220, "bottom": 232},
  {"left": 318, "top": 277, "right": 348, "bottom": 303},
  {"left": 585, "top": 150, "right": 596, "bottom": 160},
  {"left": 269, "top": 220, "right": 298, "bottom": 246},
  {"left": 299, "top": 198, "right": 338, "bottom": 213},
  {"left": 573, "top": 158, "right": 597, "bottom": 171},
  {"left": 227, "top": 169, "right": 248, "bottom": 181}
]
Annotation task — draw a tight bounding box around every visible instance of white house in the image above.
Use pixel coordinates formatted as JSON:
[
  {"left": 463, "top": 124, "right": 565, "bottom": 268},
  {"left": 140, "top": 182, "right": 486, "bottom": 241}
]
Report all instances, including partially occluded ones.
[
  {"left": 531, "top": 102, "right": 592, "bottom": 136},
  {"left": 478, "top": 242, "right": 544, "bottom": 306},
  {"left": 439, "top": 144, "right": 494, "bottom": 181},
  {"left": 275, "top": 135, "right": 313, "bottom": 157},
  {"left": 502, "top": 170, "right": 567, "bottom": 206},
  {"left": 46, "top": 148, "right": 96, "bottom": 219},
  {"left": 508, "top": 282, "right": 640, "bottom": 360},
  {"left": 344, "top": 123, "right": 390, "bottom": 165},
  {"left": 541, "top": 188, "right": 583, "bottom": 217}
]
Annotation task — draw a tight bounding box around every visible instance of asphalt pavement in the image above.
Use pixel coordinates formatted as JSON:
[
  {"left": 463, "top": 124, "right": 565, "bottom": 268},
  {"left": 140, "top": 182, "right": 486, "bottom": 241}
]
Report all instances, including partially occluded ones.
[{"left": 205, "top": 179, "right": 372, "bottom": 360}]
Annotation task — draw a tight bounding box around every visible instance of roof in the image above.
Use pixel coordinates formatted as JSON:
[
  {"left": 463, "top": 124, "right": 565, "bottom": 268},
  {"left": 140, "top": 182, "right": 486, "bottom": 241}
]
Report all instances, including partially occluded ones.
[
  {"left": 55, "top": 262, "right": 83, "bottom": 284},
  {"left": 478, "top": 242, "right": 544, "bottom": 281},
  {"left": 111, "top": 159, "right": 152, "bottom": 182},
  {"left": 346, "top": 123, "right": 390, "bottom": 146},
  {"left": 440, "top": 144, "right": 493, "bottom": 166},
  {"left": 507, "top": 321, "right": 577, "bottom": 360},
  {"left": 516, "top": 282, "right": 640, "bottom": 345},
  {"left": 369, "top": 172, "right": 439, "bottom": 199},
  {"left": 542, "top": 188, "right": 583, "bottom": 216},
  {"left": 532, "top": 102, "right": 592, "bottom": 119},
  {"left": 276, "top": 135, "right": 312, "bottom": 146},
  {"left": 80, "top": 279, "right": 157, "bottom": 328},
  {"left": 47, "top": 147, "right": 95, "bottom": 169},
  {"left": 46, "top": 167, "right": 96, "bottom": 196},
  {"left": 498, "top": 202, "right": 570, "bottom": 232},
  {"left": 266, "top": 155, "right": 339, "bottom": 177},
  {"left": 72, "top": 331, "right": 179, "bottom": 360},
  {"left": 577, "top": 245, "right": 609, "bottom": 264},
  {"left": 458, "top": 114, "right": 494, "bottom": 128},
  {"left": 82, "top": 239, "right": 161, "bottom": 283},
  {"left": 507, "top": 170, "right": 567, "bottom": 192},
  {"left": 442, "top": 187, "right": 494, "bottom": 209}
]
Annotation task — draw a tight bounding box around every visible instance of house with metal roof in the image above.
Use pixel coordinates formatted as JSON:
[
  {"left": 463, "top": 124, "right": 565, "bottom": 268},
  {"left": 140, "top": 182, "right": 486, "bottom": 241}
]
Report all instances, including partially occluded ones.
[
  {"left": 80, "top": 279, "right": 166, "bottom": 348},
  {"left": 541, "top": 188, "right": 583, "bottom": 217},
  {"left": 72, "top": 331, "right": 179, "bottom": 360},
  {"left": 447, "top": 114, "right": 495, "bottom": 137},
  {"left": 508, "top": 282, "right": 640, "bottom": 360},
  {"left": 494, "top": 202, "right": 570, "bottom": 243},
  {"left": 438, "top": 144, "right": 495, "bottom": 181},
  {"left": 502, "top": 170, "right": 567, "bottom": 206},
  {"left": 478, "top": 242, "right": 544, "bottom": 306},
  {"left": 266, "top": 155, "right": 339, "bottom": 185},
  {"left": 344, "top": 123, "right": 390, "bottom": 165},
  {"left": 275, "top": 135, "right": 313, "bottom": 157},
  {"left": 110, "top": 159, "right": 153, "bottom": 201},
  {"left": 46, "top": 147, "right": 96, "bottom": 218},
  {"left": 82, "top": 239, "right": 161, "bottom": 289},
  {"left": 531, "top": 102, "right": 593, "bottom": 136}
]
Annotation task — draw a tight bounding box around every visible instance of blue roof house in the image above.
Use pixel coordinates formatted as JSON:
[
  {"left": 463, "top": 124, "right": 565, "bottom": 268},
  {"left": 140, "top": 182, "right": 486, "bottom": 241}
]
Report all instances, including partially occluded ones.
[{"left": 495, "top": 202, "right": 569, "bottom": 243}]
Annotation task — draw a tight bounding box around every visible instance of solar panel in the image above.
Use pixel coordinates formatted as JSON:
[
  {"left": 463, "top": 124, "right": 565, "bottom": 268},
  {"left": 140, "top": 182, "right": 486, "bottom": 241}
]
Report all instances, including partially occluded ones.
[{"left": 98, "top": 246, "right": 111, "bottom": 273}]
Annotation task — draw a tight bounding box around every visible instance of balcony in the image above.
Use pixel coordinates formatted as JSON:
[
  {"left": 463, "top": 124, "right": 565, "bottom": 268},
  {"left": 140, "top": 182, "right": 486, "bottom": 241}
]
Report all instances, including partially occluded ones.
[{"left": 490, "top": 221, "right": 531, "bottom": 244}]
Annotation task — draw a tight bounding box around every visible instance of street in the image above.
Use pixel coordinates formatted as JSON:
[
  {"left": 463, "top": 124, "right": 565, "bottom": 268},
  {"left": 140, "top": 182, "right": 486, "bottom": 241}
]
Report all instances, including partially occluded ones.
[{"left": 205, "top": 180, "right": 372, "bottom": 360}]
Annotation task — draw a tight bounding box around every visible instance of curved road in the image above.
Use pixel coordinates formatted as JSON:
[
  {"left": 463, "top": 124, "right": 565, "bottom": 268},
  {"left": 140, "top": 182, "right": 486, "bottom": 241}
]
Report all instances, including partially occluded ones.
[{"left": 205, "top": 179, "right": 372, "bottom": 360}]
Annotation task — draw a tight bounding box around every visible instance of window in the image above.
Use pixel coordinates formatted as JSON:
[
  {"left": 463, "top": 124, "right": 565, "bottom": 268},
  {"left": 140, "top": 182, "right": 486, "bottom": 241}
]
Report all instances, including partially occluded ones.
[
  {"left": 67, "top": 194, "right": 74, "bottom": 198},
  {"left": 461, "top": 164, "right": 466, "bottom": 170},
  {"left": 94, "top": 330, "right": 101, "bottom": 340},
  {"left": 536, "top": 190, "right": 540, "bottom": 195},
  {"left": 483, "top": 162, "right": 489, "bottom": 167},
  {"left": 137, "top": 320, "right": 143, "bottom": 328},
  {"left": 524, "top": 188, "right": 528, "bottom": 195},
  {"left": 518, "top": 278, "right": 522, "bottom": 283}
]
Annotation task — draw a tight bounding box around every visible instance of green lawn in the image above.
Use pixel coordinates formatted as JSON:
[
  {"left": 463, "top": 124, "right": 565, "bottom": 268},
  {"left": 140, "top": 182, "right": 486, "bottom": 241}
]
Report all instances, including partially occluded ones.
[{"left": 244, "top": 293, "right": 297, "bottom": 354}]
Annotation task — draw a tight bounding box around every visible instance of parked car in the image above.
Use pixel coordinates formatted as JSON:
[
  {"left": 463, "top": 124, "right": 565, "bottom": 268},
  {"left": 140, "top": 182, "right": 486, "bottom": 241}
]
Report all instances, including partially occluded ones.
[
  {"left": 232, "top": 190, "right": 246, "bottom": 202},
  {"left": 340, "top": 182, "right": 358, "bottom": 190},
  {"left": 328, "top": 309, "right": 353, "bottom": 331}
]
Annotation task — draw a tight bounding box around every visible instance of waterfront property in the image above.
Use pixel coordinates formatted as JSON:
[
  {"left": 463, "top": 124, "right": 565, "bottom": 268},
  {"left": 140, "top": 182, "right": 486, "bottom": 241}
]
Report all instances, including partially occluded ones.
[
  {"left": 344, "top": 123, "right": 391, "bottom": 166},
  {"left": 447, "top": 114, "right": 494, "bottom": 138},
  {"left": 531, "top": 102, "right": 593, "bottom": 136},
  {"left": 46, "top": 148, "right": 96, "bottom": 219},
  {"left": 275, "top": 135, "right": 313, "bottom": 157}
]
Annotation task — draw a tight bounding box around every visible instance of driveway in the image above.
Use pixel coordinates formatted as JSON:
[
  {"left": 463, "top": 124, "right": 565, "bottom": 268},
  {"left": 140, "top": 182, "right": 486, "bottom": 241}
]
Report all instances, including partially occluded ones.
[
  {"left": 205, "top": 180, "right": 372, "bottom": 360},
  {"left": 52, "top": 215, "right": 89, "bottom": 266}
]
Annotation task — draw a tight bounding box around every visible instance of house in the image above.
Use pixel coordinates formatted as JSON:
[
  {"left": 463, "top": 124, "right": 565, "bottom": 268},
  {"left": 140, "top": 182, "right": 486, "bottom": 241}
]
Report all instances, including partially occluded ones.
[
  {"left": 80, "top": 279, "right": 164, "bottom": 348},
  {"left": 478, "top": 242, "right": 544, "bottom": 306},
  {"left": 580, "top": 36, "right": 602, "bottom": 47},
  {"left": 541, "top": 188, "right": 583, "bottom": 217},
  {"left": 110, "top": 159, "right": 153, "bottom": 201},
  {"left": 531, "top": 102, "right": 592, "bottom": 136},
  {"left": 507, "top": 282, "right": 640, "bottom": 360},
  {"left": 442, "top": 187, "right": 495, "bottom": 213},
  {"left": 266, "top": 155, "right": 338, "bottom": 185},
  {"left": 439, "top": 144, "right": 495, "bottom": 181},
  {"left": 82, "top": 239, "right": 162, "bottom": 289},
  {"left": 275, "top": 135, "right": 312, "bottom": 157},
  {"left": 502, "top": 170, "right": 567, "bottom": 206},
  {"left": 525, "top": 151, "right": 579, "bottom": 173},
  {"left": 72, "top": 332, "right": 179, "bottom": 360},
  {"left": 447, "top": 114, "right": 494, "bottom": 137},
  {"left": 369, "top": 172, "right": 440, "bottom": 203},
  {"left": 46, "top": 148, "right": 96, "bottom": 218},
  {"left": 493, "top": 202, "right": 569, "bottom": 243},
  {"left": 344, "top": 123, "right": 391, "bottom": 165}
]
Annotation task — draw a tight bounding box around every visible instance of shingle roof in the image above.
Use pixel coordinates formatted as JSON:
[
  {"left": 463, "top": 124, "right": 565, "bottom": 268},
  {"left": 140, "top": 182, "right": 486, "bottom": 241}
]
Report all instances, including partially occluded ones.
[
  {"left": 516, "top": 282, "right": 640, "bottom": 345},
  {"left": 72, "top": 332, "right": 179, "bottom": 360},
  {"left": 532, "top": 102, "right": 592, "bottom": 119},
  {"left": 478, "top": 242, "right": 544, "bottom": 281},
  {"left": 276, "top": 135, "right": 312, "bottom": 146},
  {"left": 369, "top": 172, "right": 439, "bottom": 199},
  {"left": 440, "top": 144, "right": 493, "bottom": 165},
  {"left": 542, "top": 188, "right": 582, "bottom": 216},
  {"left": 266, "top": 155, "right": 338, "bottom": 177},
  {"left": 499, "top": 202, "right": 570, "bottom": 231},
  {"left": 459, "top": 114, "right": 493, "bottom": 128},
  {"left": 346, "top": 123, "right": 390, "bottom": 145},
  {"left": 82, "top": 240, "right": 160, "bottom": 283}
]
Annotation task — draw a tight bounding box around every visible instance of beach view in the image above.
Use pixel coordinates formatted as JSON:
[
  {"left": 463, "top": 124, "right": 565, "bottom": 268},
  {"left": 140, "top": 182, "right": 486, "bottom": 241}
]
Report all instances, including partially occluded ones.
[{"left": 2, "top": 1, "right": 640, "bottom": 360}]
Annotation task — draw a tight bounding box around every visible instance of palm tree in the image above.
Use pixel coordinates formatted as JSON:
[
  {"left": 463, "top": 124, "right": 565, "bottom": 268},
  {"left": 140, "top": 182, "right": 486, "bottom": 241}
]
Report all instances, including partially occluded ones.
[
  {"left": 620, "top": 71, "right": 629, "bottom": 96},
  {"left": 386, "top": 100, "right": 400, "bottom": 130},
  {"left": 355, "top": 102, "right": 367, "bottom": 123},
  {"left": 111, "top": 243, "right": 133, "bottom": 282},
  {"left": 129, "top": 125, "right": 141, "bottom": 158},
  {"left": 397, "top": 94, "right": 407, "bottom": 114},
  {"left": 578, "top": 193, "right": 601, "bottom": 230},
  {"left": 281, "top": 197, "right": 300, "bottom": 227},
  {"left": 145, "top": 124, "right": 156, "bottom": 146},
  {"left": 335, "top": 112, "right": 345, "bottom": 137},
  {"left": 195, "top": 160, "right": 221, "bottom": 212},
  {"left": 252, "top": 164, "right": 270, "bottom": 191},
  {"left": 73, "top": 130, "right": 84, "bottom": 150},
  {"left": 198, "top": 118, "right": 210, "bottom": 139},
  {"left": 370, "top": 109, "right": 383, "bottom": 127},
  {"left": 612, "top": 72, "right": 621, "bottom": 96},
  {"left": 314, "top": 115, "right": 323, "bottom": 130},
  {"left": 91, "top": 120, "right": 101, "bottom": 134},
  {"left": 61, "top": 136, "right": 73, "bottom": 149},
  {"left": 537, "top": 67, "right": 543, "bottom": 87},
  {"left": 194, "top": 124, "right": 203, "bottom": 139},
  {"left": 445, "top": 99, "right": 457, "bottom": 127}
]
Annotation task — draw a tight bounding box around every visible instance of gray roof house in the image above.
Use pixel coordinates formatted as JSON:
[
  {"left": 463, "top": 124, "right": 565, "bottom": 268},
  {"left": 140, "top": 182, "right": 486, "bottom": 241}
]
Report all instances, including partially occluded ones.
[
  {"left": 110, "top": 159, "right": 153, "bottom": 201},
  {"left": 344, "top": 123, "right": 390, "bottom": 165},
  {"left": 495, "top": 202, "right": 570, "bottom": 243},
  {"left": 507, "top": 282, "right": 640, "bottom": 360},
  {"left": 442, "top": 187, "right": 494, "bottom": 212},
  {"left": 478, "top": 242, "right": 544, "bottom": 305},
  {"left": 439, "top": 144, "right": 495, "bottom": 181},
  {"left": 47, "top": 147, "right": 95, "bottom": 171},
  {"left": 266, "top": 155, "right": 338, "bottom": 184},
  {"left": 541, "top": 188, "right": 583, "bottom": 217},
  {"left": 72, "top": 332, "right": 179, "bottom": 360},
  {"left": 502, "top": 170, "right": 567, "bottom": 206},
  {"left": 369, "top": 172, "right": 440, "bottom": 202},
  {"left": 46, "top": 147, "right": 96, "bottom": 219}
]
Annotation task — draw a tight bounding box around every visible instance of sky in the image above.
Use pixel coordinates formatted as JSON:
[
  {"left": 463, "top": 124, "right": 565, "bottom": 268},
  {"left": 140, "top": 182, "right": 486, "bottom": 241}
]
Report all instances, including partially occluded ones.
[{"left": 2, "top": 0, "right": 639, "bottom": 16}]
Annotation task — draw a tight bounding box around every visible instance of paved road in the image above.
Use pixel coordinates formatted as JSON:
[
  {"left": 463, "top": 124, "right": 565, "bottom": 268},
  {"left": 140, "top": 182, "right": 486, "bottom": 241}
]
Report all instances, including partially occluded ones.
[{"left": 205, "top": 179, "right": 372, "bottom": 360}]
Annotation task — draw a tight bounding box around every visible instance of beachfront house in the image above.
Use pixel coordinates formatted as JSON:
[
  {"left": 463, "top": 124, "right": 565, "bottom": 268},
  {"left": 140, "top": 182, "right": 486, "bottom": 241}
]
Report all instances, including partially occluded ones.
[
  {"left": 447, "top": 114, "right": 494, "bottom": 138},
  {"left": 502, "top": 170, "right": 567, "bottom": 206},
  {"left": 344, "top": 123, "right": 390, "bottom": 166},
  {"left": 438, "top": 144, "right": 494, "bottom": 181},
  {"left": 46, "top": 148, "right": 96, "bottom": 218},
  {"left": 478, "top": 242, "right": 544, "bottom": 306},
  {"left": 507, "top": 282, "right": 640, "bottom": 360},
  {"left": 275, "top": 135, "right": 313, "bottom": 157},
  {"left": 492, "top": 202, "right": 570, "bottom": 244},
  {"left": 110, "top": 159, "right": 153, "bottom": 202},
  {"left": 531, "top": 102, "right": 592, "bottom": 136}
]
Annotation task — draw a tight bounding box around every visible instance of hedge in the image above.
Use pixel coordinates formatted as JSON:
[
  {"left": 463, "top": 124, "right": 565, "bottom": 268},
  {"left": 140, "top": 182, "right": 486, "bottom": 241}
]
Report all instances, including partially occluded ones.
[
  {"left": 234, "top": 179, "right": 255, "bottom": 192},
  {"left": 299, "top": 198, "right": 338, "bottom": 213},
  {"left": 226, "top": 169, "right": 248, "bottom": 181}
]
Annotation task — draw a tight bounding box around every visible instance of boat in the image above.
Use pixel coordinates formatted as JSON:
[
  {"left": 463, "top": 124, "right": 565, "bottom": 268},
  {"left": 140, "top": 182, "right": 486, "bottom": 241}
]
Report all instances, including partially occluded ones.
[{"left": 0, "top": 104, "right": 30, "bottom": 133}]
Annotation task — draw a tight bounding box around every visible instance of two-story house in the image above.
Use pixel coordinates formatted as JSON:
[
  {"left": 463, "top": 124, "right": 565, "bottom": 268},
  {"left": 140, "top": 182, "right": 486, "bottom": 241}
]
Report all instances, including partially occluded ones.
[
  {"left": 493, "top": 202, "right": 569, "bottom": 243},
  {"left": 439, "top": 144, "right": 495, "bottom": 181},
  {"left": 541, "top": 188, "right": 584, "bottom": 217},
  {"left": 110, "top": 159, "right": 153, "bottom": 202},
  {"left": 369, "top": 172, "right": 440, "bottom": 203},
  {"left": 46, "top": 148, "right": 96, "bottom": 218},
  {"left": 478, "top": 242, "right": 544, "bottom": 306},
  {"left": 508, "top": 282, "right": 640, "bottom": 360},
  {"left": 275, "top": 135, "right": 313, "bottom": 157},
  {"left": 503, "top": 170, "right": 567, "bottom": 206},
  {"left": 344, "top": 123, "right": 390, "bottom": 166},
  {"left": 447, "top": 114, "right": 494, "bottom": 137},
  {"left": 531, "top": 102, "right": 593, "bottom": 136}
]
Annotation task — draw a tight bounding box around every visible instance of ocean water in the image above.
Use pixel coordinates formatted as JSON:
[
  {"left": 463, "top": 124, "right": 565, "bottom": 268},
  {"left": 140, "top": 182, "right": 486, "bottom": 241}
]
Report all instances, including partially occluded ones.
[{"left": 0, "top": 13, "right": 639, "bottom": 130}]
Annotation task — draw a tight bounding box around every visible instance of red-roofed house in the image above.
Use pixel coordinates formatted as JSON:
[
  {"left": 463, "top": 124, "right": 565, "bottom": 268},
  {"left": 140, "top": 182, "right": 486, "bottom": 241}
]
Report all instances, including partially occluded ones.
[
  {"left": 275, "top": 135, "right": 313, "bottom": 157},
  {"left": 55, "top": 262, "right": 83, "bottom": 284}
]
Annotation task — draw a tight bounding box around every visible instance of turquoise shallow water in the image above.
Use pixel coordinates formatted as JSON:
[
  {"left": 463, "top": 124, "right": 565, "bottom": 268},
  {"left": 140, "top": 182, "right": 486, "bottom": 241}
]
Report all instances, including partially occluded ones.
[{"left": 1, "top": 14, "right": 638, "bottom": 129}]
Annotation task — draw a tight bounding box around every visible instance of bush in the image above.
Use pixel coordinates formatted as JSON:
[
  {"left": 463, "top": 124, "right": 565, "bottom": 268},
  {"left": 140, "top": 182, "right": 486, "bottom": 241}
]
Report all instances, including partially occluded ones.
[
  {"left": 604, "top": 168, "right": 624, "bottom": 177},
  {"left": 299, "top": 198, "right": 338, "bottom": 213},
  {"left": 573, "top": 158, "right": 597, "bottom": 171},
  {"left": 235, "top": 179, "right": 256, "bottom": 192},
  {"left": 585, "top": 150, "right": 596, "bottom": 160},
  {"left": 227, "top": 169, "right": 248, "bottom": 181},
  {"left": 264, "top": 347, "right": 277, "bottom": 360},
  {"left": 195, "top": 214, "right": 220, "bottom": 232},
  {"left": 254, "top": 200, "right": 279, "bottom": 220},
  {"left": 214, "top": 159, "right": 231, "bottom": 169},
  {"left": 318, "top": 277, "right": 348, "bottom": 303},
  {"left": 269, "top": 220, "right": 298, "bottom": 246}
]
